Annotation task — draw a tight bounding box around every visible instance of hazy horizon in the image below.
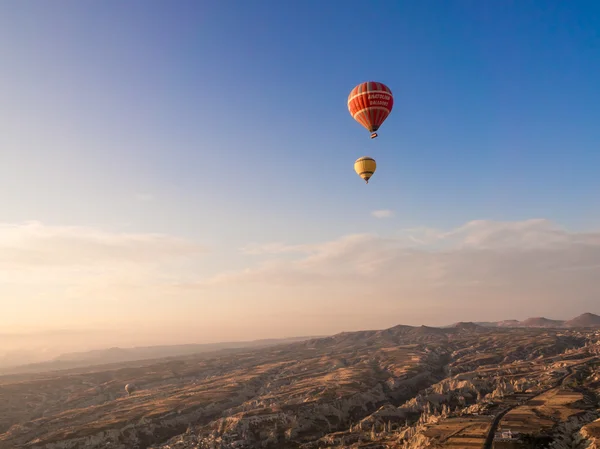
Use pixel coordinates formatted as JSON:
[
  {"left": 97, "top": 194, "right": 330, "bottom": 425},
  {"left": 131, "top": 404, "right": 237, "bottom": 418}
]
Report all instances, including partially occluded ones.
[
  {"left": 2, "top": 305, "right": 598, "bottom": 369},
  {"left": 2, "top": 2, "right": 600, "bottom": 363}
]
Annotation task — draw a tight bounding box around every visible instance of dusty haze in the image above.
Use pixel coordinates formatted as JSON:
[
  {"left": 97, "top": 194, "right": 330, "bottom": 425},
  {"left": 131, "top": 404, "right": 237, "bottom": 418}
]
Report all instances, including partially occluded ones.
[{"left": 2, "top": 218, "right": 600, "bottom": 366}]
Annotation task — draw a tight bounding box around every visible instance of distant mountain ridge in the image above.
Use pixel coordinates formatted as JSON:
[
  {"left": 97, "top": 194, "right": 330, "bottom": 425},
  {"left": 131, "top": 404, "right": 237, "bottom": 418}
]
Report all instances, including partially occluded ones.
[
  {"left": 0, "top": 336, "right": 320, "bottom": 375},
  {"left": 3, "top": 312, "right": 598, "bottom": 376},
  {"left": 470, "top": 312, "right": 600, "bottom": 329}
]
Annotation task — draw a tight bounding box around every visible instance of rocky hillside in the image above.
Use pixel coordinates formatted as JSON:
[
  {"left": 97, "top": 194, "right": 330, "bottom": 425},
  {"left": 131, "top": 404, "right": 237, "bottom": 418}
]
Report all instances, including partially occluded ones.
[
  {"left": 475, "top": 312, "right": 600, "bottom": 329},
  {"left": 566, "top": 313, "right": 600, "bottom": 328},
  {"left": 1, "top": 325, "right": 599, "bottom": 449}
]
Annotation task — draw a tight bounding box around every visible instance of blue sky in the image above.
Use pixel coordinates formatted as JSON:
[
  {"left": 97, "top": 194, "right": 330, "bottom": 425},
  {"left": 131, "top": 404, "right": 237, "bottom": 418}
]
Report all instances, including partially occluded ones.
[
  {"left": 2, "top": 0, "right": 600, "bottom": 236},
  {"left": 1, "top": 1, "right": 600, "bottom": 349}
]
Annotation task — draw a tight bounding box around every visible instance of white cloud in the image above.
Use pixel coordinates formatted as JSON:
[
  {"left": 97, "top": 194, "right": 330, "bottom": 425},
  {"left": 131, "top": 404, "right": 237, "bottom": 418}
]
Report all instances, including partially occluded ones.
[
  {"left": 3, "top": 219, "right": 600, "bottom": 345},
  {"left": 193, "top": 219, "right": 600, "bottom": 318},
  {"left": 0, "top": 221, "right": 205, "bottom": 270},
  {"left": 240, "top": 242, "right": 308, "bottom": 255},
  {"left": 134, "top": 193, "right": 154, "bottom": 202},
  {"left": 0, "top": 221, "right": 223, "bottom": 339},
  {"left": 0, "top": 221, "right": 208, "bottom": 314},
  {"left": 371, "top": 209, "right": 394, "bottom": 219}
]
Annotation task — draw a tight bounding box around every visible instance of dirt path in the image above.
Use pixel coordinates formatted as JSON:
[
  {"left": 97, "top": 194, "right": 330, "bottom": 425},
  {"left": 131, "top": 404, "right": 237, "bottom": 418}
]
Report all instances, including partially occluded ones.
[{"left": 481, "top": 357, "right": 596, "bottom": 449}]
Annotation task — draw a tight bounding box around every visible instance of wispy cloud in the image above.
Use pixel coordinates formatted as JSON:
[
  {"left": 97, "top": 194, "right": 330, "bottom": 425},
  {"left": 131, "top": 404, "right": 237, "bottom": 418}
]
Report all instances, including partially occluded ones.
[
  {"left": 0, "top": 221, "right": 215, "bottom": 336},
  {"left": 371, "top": 209, "right": 394, "bottom": 219},
  {"left": 134, "top": 193, "right": 154, "bottom": 202},
  {"left": 3, "top": 219, "right": 600, "bottom": 344},
  {"left": 0, "top": 221, "right": 208, "bottom": 312},
  {"left": 240, "top": 242, "right": 308, "bottom": 255},
  {"left": 0, "top": 221, "right": 206, "bottom": 270},
  {"left": 192, "top": 219, "right": 600, "bottom": 318}
]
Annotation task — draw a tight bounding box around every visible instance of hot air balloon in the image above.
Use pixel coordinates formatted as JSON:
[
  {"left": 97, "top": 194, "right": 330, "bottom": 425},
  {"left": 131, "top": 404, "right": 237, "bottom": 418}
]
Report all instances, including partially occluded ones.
[
  {"left": 354, "top": 156, "right": 376, "bottom": 184},
  {"left": 125, "top": 383, "right": 137, "bottom": 396},
  {"left": 348, "top": 81, "right": 394, "bottom": 139}
]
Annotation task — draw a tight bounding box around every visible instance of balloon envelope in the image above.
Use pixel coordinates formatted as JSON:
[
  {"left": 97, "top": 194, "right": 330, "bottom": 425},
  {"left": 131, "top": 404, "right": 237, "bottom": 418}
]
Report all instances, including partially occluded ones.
[
  {"left": 348, "top": 82, "right": 393, "bottom": 138},
  {"left": 354, "top": 156, "right": 376, "bottom": 183},
  {"left": 125, "top": 383, "right": 137, "bottom": 395}
]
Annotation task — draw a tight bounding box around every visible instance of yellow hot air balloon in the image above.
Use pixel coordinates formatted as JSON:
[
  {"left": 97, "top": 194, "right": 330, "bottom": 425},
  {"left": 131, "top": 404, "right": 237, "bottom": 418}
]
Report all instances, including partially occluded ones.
[{"left": 354, "top": 156, "right": 376, "bottom": 184}]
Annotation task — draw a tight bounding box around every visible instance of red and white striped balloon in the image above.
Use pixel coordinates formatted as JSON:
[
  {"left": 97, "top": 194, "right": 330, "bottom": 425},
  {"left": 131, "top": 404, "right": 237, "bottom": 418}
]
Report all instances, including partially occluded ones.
[{"left": 347, "top": 81, "right": 394, "bottom": 138}]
